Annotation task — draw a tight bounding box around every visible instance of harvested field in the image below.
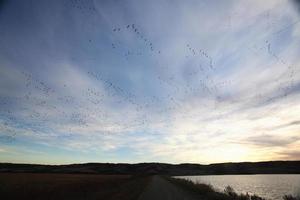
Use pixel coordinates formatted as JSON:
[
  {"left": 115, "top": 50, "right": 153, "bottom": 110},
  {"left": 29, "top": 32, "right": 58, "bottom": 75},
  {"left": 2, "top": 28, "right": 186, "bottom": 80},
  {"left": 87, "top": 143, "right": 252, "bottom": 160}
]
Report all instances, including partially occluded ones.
[{"left": 0, "top": 173, "right": 150, "bottom": 200}]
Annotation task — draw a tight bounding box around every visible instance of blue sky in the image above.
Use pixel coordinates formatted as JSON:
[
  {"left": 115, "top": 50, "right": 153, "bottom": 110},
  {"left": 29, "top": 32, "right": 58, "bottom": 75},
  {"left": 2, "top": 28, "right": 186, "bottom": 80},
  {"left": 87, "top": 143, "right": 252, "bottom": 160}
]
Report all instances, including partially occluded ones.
[{"left": 0, "top": 0, "right": 300, "bottom": 164}]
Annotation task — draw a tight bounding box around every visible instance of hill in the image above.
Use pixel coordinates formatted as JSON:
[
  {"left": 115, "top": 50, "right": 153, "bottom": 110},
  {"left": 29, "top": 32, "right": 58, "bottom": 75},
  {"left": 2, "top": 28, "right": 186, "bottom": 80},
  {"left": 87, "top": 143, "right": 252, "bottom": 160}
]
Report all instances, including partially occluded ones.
[{"left": 0, "top": 161, "right": 300, "bottom": 175}]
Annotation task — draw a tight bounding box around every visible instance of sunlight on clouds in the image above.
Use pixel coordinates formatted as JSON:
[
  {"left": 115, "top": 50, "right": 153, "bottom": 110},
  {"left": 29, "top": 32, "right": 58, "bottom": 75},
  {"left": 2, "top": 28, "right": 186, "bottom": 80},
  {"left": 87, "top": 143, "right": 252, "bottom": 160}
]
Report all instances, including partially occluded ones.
[{"left": 0, "top": 0, "right": 299, "bottom": 164}]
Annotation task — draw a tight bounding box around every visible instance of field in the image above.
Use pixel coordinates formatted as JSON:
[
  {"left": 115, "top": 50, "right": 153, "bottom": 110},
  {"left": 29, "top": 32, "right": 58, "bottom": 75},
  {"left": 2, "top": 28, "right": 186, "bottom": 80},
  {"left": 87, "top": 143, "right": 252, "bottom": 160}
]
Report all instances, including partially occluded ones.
[{"left": 0, "top": 173, "right": 150, "bottom": 200}]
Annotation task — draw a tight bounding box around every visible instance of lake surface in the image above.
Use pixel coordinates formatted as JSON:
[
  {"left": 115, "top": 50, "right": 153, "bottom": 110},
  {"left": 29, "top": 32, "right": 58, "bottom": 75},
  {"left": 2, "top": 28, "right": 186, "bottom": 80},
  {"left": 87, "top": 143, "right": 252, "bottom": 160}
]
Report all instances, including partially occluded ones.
[{"left": 176, "top": 174, "right": 300, "bottom": 200}]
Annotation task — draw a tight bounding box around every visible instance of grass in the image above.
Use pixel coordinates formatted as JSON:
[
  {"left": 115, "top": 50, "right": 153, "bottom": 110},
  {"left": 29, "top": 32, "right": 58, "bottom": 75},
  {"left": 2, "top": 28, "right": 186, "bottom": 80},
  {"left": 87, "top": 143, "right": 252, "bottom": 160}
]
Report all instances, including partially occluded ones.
[
  {"left": 0, "top": 173, "right": 150, "bottom": 200},
  {"left": 283, "top": 195, "right": 300, "bottom": 200},
  {"left": 167, "top": 177, "right": 300, "bottom": 200}
]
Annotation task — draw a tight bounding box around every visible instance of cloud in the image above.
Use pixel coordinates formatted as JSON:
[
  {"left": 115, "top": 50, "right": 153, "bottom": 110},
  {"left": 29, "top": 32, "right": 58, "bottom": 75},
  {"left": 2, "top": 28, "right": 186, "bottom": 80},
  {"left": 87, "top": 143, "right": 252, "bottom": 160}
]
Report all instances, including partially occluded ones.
[
  {"left": 269, "top": 120, "right": 300, "bottom": 130},
  {"left": 292, "top": 0, "right": 300, "bottom": 13},
  {"left": 278, "top": 150, "right": 300, "bottom": 160},
  {"left": 244, "top": 134, "right": 300, "bottom": 147},
  {"left": 0, "top": 0, "right": 299, "bottom": 164}
]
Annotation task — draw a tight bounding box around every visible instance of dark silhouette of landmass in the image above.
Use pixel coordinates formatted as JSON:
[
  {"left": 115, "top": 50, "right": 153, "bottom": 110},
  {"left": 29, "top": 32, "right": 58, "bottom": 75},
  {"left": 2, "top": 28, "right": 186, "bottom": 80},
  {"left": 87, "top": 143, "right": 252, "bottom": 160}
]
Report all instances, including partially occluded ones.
[
  {"left": 0, "top": 161, "right": 299, "bottom": 175},
  {"left": 0, "top": 173, "right": 150, "bottom": 200}
]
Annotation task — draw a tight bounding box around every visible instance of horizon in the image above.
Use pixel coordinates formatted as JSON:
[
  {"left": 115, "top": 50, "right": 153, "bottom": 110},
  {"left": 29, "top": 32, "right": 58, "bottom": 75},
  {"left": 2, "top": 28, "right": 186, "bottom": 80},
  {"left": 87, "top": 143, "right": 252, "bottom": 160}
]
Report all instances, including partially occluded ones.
[
  {"left": 1, "top": 159, "right": 300, "bottom": 166},
  {"left": 0, "top": 0, "right": 300, "bottom": 164}
]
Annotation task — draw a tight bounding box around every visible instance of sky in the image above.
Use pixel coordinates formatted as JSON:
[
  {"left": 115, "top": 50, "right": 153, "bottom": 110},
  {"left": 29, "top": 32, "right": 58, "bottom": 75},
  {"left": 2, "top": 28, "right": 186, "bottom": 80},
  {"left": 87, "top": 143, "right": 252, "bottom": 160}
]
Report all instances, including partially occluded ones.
[{"left": 0, "top": 0, "right": 299, "bottom": 164}]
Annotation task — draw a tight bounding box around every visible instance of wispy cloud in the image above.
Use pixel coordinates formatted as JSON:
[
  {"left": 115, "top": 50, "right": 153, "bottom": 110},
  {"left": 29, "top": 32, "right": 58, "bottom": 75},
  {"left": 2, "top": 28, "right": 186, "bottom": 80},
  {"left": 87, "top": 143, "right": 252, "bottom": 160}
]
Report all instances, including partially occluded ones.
[{"left": 0, "top": 0, "right": 299, "bottom": 164}]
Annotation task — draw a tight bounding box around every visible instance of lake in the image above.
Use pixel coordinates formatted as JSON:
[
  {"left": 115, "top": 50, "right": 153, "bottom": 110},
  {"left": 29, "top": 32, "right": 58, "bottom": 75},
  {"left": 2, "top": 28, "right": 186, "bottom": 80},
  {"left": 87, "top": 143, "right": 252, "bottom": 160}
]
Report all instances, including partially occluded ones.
[{"left": 176, "top": 174, "right": 300, "bottom": 200}]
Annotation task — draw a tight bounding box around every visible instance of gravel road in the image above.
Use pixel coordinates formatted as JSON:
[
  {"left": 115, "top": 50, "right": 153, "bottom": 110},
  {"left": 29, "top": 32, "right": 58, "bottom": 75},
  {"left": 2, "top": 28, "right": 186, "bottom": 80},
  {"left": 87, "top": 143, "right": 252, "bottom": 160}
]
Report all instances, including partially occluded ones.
[{"left": 138, "top": 176, "right": 200, "bottom": 200}]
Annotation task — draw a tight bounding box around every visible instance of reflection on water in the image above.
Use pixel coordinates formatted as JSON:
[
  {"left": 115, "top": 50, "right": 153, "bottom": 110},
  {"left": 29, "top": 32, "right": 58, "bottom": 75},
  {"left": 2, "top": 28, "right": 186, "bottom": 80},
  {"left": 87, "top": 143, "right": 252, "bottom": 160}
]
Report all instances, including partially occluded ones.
[{"left": 176, "top": 174, "right": 300, "bottom": 200}]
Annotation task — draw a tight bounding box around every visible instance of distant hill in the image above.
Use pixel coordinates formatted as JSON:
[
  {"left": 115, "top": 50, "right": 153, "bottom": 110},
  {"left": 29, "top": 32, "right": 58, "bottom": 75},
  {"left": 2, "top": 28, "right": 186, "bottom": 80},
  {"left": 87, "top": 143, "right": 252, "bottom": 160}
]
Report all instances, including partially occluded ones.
[{"left": 0, "top": 161, "right": 300, "bottom": 175}]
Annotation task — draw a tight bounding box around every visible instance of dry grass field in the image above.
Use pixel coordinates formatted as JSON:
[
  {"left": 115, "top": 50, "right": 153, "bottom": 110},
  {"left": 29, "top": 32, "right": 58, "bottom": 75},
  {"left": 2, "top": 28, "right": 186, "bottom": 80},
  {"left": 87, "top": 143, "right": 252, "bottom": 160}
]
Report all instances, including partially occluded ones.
[{"left": 0, "top": 173, "right": 150, "bottom": 200}]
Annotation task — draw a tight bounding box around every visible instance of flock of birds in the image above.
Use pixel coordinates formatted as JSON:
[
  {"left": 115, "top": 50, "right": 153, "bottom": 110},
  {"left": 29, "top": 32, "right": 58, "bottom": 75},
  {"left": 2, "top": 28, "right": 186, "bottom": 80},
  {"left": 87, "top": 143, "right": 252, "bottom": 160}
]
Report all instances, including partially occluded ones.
[
  {"left": 0, "top": 0, "right": 299, "bottom": 143},
  {"left": 249, "top": 39, "right": 296, "bottom": 101},
  {"left": 111, "top": 23, "right": 161, "bottom": 61},
  {"left": 63, "top": 0, "right": 97, "bottom": 14}
]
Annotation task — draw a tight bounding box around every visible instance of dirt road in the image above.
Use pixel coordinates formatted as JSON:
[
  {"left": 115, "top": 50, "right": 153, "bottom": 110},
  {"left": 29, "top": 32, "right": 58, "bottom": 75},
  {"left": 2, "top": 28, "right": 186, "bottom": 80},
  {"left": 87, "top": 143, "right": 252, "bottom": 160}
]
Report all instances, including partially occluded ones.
[{"left": 138, "top": 176, "right": 200, "bottom": 200}]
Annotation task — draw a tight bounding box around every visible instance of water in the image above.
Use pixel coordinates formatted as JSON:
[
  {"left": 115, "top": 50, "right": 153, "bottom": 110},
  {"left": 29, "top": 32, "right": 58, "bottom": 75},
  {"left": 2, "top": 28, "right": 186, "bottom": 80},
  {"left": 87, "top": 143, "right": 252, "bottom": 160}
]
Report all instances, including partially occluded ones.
[{"left": 176, "top": 174, "right": 300, "bottom": 200}]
